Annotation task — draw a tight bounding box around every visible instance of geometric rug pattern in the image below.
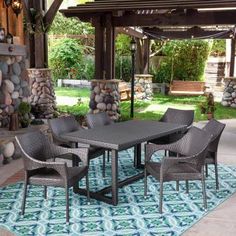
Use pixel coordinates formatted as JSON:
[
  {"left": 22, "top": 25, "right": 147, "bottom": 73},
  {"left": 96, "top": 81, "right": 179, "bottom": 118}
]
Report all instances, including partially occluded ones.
[{"left": 1, "top": 148, "right": 236, "bottom": 236}]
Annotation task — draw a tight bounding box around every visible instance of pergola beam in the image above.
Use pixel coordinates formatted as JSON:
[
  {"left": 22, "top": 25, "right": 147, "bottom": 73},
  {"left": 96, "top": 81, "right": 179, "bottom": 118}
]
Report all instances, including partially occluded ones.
[{"left": 113, "top": 11, "right": 236, "bottom": 27}]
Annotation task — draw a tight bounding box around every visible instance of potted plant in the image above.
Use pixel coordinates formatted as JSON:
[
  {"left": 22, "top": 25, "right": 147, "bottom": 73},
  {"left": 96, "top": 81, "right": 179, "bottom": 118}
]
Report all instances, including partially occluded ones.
[
  {"left": 18, "top": 102, "right": 31, "bottom": 128},
  {"left": 199, "top": 93, "right": 216, "bottom": 120}
]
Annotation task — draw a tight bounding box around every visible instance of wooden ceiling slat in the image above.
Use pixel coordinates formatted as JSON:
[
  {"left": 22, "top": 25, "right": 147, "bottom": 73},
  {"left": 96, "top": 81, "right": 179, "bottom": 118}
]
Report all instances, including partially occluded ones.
[
  {"left": 64, "top": 0, "right": 236, "bottom": 12},
  {"left": 112, "top": 10, "right": 236, "bottom": 27}
]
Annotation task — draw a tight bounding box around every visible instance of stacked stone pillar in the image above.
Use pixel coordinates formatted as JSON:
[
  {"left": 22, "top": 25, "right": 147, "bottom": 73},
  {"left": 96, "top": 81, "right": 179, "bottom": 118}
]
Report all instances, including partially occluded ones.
[
  {"left": 0, "top": 55, "right": 30, "bottom": 127},
  {"left": 134, "top": 74, "right": 153, "bottom": 100},
  {"left": 28, "top": 69, "right": 56, "bottom": 119},
  {"left": 221, "top": 77, "right": 236, "bottom": 108},
  {"left": 89, "top": 80, "right": 120, "bottom": 120}
]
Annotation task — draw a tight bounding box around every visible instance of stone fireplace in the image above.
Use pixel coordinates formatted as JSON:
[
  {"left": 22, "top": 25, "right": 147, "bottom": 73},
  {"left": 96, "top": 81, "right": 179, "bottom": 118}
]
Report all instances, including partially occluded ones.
[{"left": 0, "top": 43, "right": 30, "bottom": 128}]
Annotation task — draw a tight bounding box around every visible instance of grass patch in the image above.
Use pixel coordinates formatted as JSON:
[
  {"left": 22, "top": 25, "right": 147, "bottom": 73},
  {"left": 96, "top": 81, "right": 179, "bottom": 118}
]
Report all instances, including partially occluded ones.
[
  {"left": 55, "top": 87, "right": 90, "bottom": 98},
  {"left": 55, "top": 87, "right": 236, "bottom": 121}
]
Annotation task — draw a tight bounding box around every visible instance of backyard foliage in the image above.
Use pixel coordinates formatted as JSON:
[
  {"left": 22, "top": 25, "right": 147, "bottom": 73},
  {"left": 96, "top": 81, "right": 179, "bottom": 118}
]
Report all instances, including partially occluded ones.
[
  {"left": 115, "top": 34, "right": 132, "bottom": 81},
  {"left": 55, "top": 87, "right": 236, "bottom": 122},
  {"left": 210, "top": 39, "right": 226, "bottom": 57},
  {"left": 49, "top": 13, "right": 94, "bottom": 35},
  {"left": 49, "top": 38, "right": 84, "bottom": 81},
  {"left": 150, "top": 40, "right": 211, "bottom": 83}
]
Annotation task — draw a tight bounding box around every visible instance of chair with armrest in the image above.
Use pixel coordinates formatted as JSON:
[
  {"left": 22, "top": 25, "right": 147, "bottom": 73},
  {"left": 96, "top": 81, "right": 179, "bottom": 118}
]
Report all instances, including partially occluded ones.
[
  {"left": 48, "top": 116, "right": 106, "bottom": 177},
  {"left": 15, "top": 131, "right": 90, "bottom": 223},
  {"left": 86, "top": 112, "right": 114, "bottom": 129},
  {"left": 86, "top": 112, "right": 114, "bottom": 162},
  {"left": 202, "top": 119, "right": 226, "bottom": 189},
  {"left": 145, "top": 127, "right": 212, "bottom": 213},
  {"left": 149, "top": 108, "right": 194, "bottom": 145}
]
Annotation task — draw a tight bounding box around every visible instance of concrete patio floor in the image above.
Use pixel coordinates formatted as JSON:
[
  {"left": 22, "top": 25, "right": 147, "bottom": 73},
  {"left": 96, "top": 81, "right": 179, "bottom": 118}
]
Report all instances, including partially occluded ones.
[{"left": 0, "top": 119, "right": 236, "bottom": 236}]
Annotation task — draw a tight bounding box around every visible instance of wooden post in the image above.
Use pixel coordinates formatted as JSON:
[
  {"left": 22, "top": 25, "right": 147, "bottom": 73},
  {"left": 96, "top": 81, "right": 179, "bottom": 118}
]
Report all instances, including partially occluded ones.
[
  {"left": 34, "top": 0, "right": 45, "bottom": 68},
  {"left": 94, "top": 17, "right": 105, "bottom": 80},
  {"left": 105, "top": 14, "right": 115, "bottom": 80},
  {"left": 143, "top": 38, "right": 150, "bottom": 74},
  {"left": 230, "top": 38, "right": 235, "bottom": 77}
]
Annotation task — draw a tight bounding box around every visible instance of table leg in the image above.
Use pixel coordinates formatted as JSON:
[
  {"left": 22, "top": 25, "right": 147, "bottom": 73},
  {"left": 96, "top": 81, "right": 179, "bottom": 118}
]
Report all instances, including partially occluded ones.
[
  {"left": 134, "top": 143, "right": 142, "bottom": 168},
  {"left": 111, "top": 149, "right": 118, "bottom": 205}
]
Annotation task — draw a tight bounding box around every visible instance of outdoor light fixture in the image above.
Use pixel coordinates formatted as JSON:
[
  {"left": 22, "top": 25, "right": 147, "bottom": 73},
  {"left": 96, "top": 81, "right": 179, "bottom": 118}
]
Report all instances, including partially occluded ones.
[
  {"left": 4, "top": 0, "right": 12, "bottom": 7},
  {"left": 11, "top": 0, "right": 23, "bottom": 17},
  {"left": 130, "top": 37, "right": 137, "bottom": 118},
  {"left": 130, "top": 38, "right": 137, "bottom": 54}
]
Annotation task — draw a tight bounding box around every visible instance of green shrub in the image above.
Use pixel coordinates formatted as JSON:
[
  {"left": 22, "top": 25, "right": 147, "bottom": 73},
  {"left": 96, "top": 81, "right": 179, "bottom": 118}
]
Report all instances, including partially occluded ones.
[
  {"left": 18, "top": 102, "right": 31, "bottom": 115},
  {"left": 115, "top": 56, "right": 132, "bottom": 82},
  {"left": 150, "top": 40, "right": 211, "bottom": 83},
  {"left": 210, "top": 39, "right": 226, "bottom": 56},
  {"left": 79, "top": 57, "right": 95, "bottom": 80},
  {"left": 49, "top": 38, "right": 84, "bottom": 82},
  {"left": 49, "top": 12, "right": 94, "bottom": 35}
]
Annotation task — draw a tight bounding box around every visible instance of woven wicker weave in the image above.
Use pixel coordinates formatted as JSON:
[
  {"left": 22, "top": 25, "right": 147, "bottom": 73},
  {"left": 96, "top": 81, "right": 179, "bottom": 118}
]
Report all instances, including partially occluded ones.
[
  {"left": 202, "top": 119, "right": 226, "bottom": 189},
  {"left": 149, "top": 108, "right": 194, "bottom": 144},
  {"left": 15, "top": 131, "right": 90, "bottom": 223},
  {"left": 48, "top": 116, "right": 106, "bottom": 175},
  {"left": 145, "top": 127, "right": 212, "bottom": 213}
]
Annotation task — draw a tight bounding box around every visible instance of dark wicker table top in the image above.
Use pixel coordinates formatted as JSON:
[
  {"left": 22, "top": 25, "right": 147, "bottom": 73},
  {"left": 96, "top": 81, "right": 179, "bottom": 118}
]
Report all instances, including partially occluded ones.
[{"left": 61, "top": 120, "right": 186, "bottom": 150}]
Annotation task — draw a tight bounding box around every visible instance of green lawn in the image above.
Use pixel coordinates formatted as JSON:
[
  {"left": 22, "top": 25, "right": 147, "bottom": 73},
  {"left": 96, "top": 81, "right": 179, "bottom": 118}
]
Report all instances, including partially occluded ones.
[
  {"left": 55, "top": 87, "right": 236, "bottom": 121},
  {"left": 55, "top": 87, "right": 90, "bottom": 97}
]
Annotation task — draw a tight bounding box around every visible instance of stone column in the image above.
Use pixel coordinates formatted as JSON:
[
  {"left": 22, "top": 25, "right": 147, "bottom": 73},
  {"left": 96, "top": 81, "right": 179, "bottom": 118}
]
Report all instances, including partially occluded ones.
[
  {"left": 221, "top": 77, "right": 236, "bottom": 108},
  {"left": 28, "top": 68, "right": 56, "bottom": 119},
  {"left": 0, "top": 55, "right": 30, "bottom": 127},
  {"left": 134, "top": 74, "right": 153, "bottom": 100},
  {"left": 89, "top": 79, "right": 120, "bottom": 120}
]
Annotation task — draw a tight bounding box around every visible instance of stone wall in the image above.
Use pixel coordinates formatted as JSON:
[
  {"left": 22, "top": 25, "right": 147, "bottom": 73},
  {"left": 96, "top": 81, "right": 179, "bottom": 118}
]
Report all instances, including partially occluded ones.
[
  {"left": 134, "top": 74, "right": 153, "bottom": 100},
  {"left": 89, "top": 80, "right": 120, "bottom": 120},
  {"left": 221, "top": 77, "right": 236, "bottom": 108},
  {"left": 28, "top": 69, "right": 56, "bottom": 119},
  {"left": 0, "top": 55, "right": 30, "bottom": 127}
]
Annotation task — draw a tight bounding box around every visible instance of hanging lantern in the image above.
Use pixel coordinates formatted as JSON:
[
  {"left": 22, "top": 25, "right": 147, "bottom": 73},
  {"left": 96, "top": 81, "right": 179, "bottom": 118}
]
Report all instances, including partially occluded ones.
[
  {"left": 11, "top": 0, "right": 23, "bottom": 17},
  {"left": 4, "top": 0, "right": 12, "bottom": 8}
]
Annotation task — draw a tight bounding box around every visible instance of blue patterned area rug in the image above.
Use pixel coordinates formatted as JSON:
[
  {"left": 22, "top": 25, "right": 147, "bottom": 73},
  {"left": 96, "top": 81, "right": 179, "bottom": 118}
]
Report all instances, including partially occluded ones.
[{"left": 1, "top": 149, "right": 236, "bottom": 236}]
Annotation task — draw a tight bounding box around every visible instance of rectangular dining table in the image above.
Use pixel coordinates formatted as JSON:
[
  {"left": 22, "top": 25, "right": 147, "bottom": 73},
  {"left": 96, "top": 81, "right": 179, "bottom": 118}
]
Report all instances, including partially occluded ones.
[{"left": 61, "top": 120, "right": 186, "bottom": 205}]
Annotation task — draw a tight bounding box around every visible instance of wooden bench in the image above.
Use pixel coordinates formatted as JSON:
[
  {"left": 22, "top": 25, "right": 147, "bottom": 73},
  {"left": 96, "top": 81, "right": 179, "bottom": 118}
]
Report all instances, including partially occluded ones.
[
  {"left": 119, "top": 81, "right": 131, "bottom": 101},
  {"left": 169, "top": 80, "right": 206, "bottom": 96}
]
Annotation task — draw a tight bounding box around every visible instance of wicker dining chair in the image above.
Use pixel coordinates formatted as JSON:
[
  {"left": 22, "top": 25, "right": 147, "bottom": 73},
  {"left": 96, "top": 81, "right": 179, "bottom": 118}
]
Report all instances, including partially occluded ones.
[
  {"left": 202, "top": 119, "right": 226, "bottom": 189},
  {"left": 149, "top": 108, "right": 194, "bottom": 145},
  {"left": 86, "top": 112, "right": 114, "bottom": 129},
  {"left": 48, "top": 116, "right": 106, "bottom": 177},
  {"left": 86, "top": 112, "right": 114, "bottom": 162},
  {"left": 15, "top": 131, "right": 90, "bottom": 223},
  {"left": 144, "top": 127, "right": 212, "bottom": 213}
]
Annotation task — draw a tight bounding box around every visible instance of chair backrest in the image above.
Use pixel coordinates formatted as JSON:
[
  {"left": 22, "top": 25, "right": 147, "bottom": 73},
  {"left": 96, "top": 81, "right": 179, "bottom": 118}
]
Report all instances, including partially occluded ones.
[
  {"left": 160, "top": 108, "right": 194, "bottom": 128},
  {"left": 48, "top": 116, "right": 80, "bottom": 144},
  {"left": 175, "top": 127, "right": 212, "bottom": 170},
  {"left": 202, "top": 119, "right": 226, "bottom": 152},
  {"left": 86, "top": 112, "right": 114, "bottom": 129},
  {"left": 15, "top": 131, "right": 52, "bottom": 169}
]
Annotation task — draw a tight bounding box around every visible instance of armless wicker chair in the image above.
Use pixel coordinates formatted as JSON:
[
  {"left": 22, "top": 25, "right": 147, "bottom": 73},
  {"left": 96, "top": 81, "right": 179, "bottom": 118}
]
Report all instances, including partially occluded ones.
[
  {"left": 144, "top": 127, "right": 212, "bottom": 213},
  {"left": 86, "top": 112, "right": 114, "bottom": 129},
  {"left": 48, "top": 116, "right": 106, "bottom": 177},
  {"left": 86, "top": 112, "right": 114, "bottom": 163},
  {"left": 202, "top": 119, "right": 226, "bottom": 189},
  {"left": 149, "top": 108, "right": 194, "bottom": 144},
  {"left": 15, "top": 131, "right": 90, "bottom": 223}
]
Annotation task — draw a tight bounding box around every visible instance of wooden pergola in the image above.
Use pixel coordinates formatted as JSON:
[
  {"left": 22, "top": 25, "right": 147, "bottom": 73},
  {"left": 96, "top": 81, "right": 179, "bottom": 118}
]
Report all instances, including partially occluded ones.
[{"left": 61, "top": 0, "right": 236, "bottom": 79}]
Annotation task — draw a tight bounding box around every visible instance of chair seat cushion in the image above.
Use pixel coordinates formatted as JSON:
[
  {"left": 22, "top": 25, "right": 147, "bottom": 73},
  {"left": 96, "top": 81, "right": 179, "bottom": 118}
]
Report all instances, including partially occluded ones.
[
  {"left": 29, "top": 166, "right": 88, "bottom": 187},
  {"left": 146, "top": 161, "right": 201, "bottom": 181}
]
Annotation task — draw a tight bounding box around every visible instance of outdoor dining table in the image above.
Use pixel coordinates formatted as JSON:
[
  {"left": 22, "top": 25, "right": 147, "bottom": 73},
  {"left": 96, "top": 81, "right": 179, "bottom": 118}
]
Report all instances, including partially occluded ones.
[{"left": 61, "top": 120, "right": 186, "bottom": 206}]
